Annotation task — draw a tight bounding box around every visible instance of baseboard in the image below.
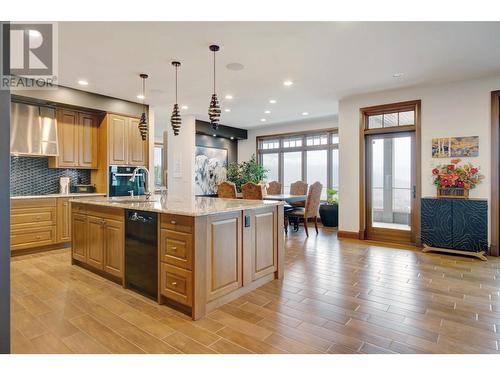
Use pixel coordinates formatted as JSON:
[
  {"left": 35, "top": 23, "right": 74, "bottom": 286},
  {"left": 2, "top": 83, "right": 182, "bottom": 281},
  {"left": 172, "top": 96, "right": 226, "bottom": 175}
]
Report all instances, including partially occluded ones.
[{"left": 337, "top": 230, "right": 360, "bottom": 240}]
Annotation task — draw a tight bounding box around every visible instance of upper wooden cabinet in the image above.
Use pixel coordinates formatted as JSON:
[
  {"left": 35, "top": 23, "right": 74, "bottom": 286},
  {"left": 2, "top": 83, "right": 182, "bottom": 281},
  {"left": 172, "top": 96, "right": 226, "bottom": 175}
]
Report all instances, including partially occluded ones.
[
  {"left": 108, "top": 114, "right": 147, "bottom": 166},
  {"left": 49, "top": 109, "right": 99, "bottom": 169}
]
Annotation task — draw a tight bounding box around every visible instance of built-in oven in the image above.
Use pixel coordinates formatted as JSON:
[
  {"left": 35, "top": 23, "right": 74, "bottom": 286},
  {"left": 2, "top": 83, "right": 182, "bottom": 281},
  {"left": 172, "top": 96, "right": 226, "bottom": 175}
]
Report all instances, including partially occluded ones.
[{"left": 108, "top": 166, "right": 146, "bottom": 197}]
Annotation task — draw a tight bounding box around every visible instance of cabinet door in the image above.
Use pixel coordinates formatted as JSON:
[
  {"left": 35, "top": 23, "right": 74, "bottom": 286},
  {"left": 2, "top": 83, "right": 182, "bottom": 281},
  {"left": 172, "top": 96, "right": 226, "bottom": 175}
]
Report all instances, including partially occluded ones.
[
  {"left": 103, "top": 218, "right": 124, "bottom": 278},
  {"left": 87, "top": 215, "right": 104, "bottom": 269},
  {"left": 128, "top": 117, "right": 147, "bottom": 166},
  {"left": 78, "top": 112, "right": 98, "bottom": 168},
  {"left": 452, "top": 200, "right": 488, "bottom": 251},
  {"left": 72, "top": 213, "right": 87, "bottom": 262},
  {"left": 108, "top": 114, "right": 128, "bottom": 165},
  {"left": 57, "top": 198, "right": 71, "bottom": 242},
  {"left": 250, "top": 207, "right": 277, "bottom": 282},
  {"left": 421, "top": 198, "right": 453, "bottom": 248},
  {"left": 56, "top": 109, "right": 79, "bottom": 167},
  {"left": 206, "top": 211, "right": 242, "bottom": 301}
]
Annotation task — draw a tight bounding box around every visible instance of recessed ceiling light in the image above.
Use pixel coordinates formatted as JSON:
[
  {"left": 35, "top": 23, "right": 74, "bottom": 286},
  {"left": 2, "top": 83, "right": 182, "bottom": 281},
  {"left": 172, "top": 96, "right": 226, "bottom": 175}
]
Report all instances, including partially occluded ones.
[
  {"left": 283, "top": 80, "right": 293, "bottom": 86},
  {"left": 393, "top": 73, "right": 404, "bottom": 78},
  {"left": 78, "top": 80, "right": 88, "bottom": 86},
  {"left": 224, "top": 109, "right": 231, "bottom": 112},
  {"left": 264, "top": 110, "right": 271, "bottom": 114},
  {"left": 136, "top": 94, "right": 145, "bottom": 100},
  {"left": 29, "top": 30, "right": 42, "bottom": 38},
  {"left": 226, "top": 62, "right": 244, "bottom": 71},
  {"left": 225, "top": 95, "right": 233, "bottom": 100},
  {"left": 230, "top": 136, "right": 234, "bottom": 140},
  {"left": 260, "top": 118, "right": 267, "bottom": 122},
  {"left": 269, "top": 99, "right": 277, "bottom": 104},
  {"left": 302, "top": 112, "right": 309, "bottom": 116},
  {"left": 212, "top": 134, "right": 217, "bottom": 137},
  {"left": 181, "top": 105, "right": 188, "bottom": 110}
]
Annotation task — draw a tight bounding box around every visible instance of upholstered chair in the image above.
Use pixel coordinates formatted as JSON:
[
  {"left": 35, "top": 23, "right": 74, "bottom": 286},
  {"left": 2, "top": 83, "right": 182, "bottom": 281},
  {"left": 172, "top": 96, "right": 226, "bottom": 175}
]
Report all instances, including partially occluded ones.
[
  {"left": 285, "top": 181, "right": 323, "bottom": 236},
  {"left": 289, "top": 180, "right": 308, "bottom": 207},
  {"left": 267, "top": 181, "right": 282, "bottom": 195},
  {"left": 241, "top": 182, "right": 264, "bottom": 200},
  {"left": 217, "top": 181, "right": 237, "bottom": 199}
]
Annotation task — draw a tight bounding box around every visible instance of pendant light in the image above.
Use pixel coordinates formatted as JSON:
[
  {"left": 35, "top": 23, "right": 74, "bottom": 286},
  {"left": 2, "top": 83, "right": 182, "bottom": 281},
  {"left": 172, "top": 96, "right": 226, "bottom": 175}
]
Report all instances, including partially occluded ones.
[
  {"left": 170, "top": 61, "right": 181, "bottom": 136},
  {"left": 208, "top": 44, "right": 221, "bottom": 130},
  {"left": 138, "top": 73, "right": 148, "bottom": 141}
]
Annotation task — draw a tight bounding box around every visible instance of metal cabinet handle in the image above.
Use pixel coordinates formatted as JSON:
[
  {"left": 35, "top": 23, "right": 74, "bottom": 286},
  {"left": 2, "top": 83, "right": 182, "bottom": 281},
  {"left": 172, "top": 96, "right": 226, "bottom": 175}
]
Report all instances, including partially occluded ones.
[
  {"left": 35, "top": 236, "right": 41, "bottom": 240},
  {"left": 36, "top": 216, "right": 41, "bottom": 220},
  {"left": 171, "top": 281, "right": 177, "bottom": 286},
  {"left": 170, "top": 220, "right": 177, "bottom": 225},
  {"left": 171, "top": 246, "right": 177, "bottom": 251}
]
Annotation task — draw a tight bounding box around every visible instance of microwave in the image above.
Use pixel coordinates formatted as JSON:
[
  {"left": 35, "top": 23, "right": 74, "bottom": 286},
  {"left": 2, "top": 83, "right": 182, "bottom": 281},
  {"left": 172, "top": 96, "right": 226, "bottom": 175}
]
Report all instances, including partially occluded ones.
[{"left": 108, "top": 166, "right": 145, "bottom": 197}]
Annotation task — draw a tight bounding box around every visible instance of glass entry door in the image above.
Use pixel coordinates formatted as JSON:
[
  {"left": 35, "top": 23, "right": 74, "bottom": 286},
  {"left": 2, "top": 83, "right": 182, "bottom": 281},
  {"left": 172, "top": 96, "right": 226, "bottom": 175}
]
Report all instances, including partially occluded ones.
[{"left": 366, "top": 132, "right": 416, "bottom": 243}]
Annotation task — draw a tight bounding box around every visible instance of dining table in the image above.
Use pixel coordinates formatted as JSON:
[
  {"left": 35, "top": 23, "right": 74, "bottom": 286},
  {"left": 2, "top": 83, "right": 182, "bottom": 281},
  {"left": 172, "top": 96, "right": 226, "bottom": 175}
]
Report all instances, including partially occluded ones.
[{"left": 235, "top": 192, "right": 306, "bottom": 204}]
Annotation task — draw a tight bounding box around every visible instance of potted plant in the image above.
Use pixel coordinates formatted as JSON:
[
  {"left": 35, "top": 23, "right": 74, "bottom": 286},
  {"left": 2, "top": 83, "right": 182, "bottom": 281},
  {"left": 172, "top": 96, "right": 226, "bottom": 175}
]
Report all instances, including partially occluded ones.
[
  {"left": 432, "top": 159, "right": 484, "bottom": 198},
  {"left": 319, "top": 188, "right": 338, "bottom": 227},
  {"left": 227, "top": 154, "right": 268, "bottom": 192}
]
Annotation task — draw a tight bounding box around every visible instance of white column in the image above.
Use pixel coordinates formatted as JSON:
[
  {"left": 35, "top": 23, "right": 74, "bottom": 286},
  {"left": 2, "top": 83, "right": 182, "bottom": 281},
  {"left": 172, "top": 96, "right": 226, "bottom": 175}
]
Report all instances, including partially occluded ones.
[{"left": 167, "top": 115, "right": 195, "bottom": 201}]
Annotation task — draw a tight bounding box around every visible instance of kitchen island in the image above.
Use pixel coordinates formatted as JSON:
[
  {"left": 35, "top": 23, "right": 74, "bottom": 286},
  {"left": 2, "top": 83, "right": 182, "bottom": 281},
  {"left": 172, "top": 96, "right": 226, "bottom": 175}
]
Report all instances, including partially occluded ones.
[{"left": 70, "top": 195, "right": 285, "bottom": 320}]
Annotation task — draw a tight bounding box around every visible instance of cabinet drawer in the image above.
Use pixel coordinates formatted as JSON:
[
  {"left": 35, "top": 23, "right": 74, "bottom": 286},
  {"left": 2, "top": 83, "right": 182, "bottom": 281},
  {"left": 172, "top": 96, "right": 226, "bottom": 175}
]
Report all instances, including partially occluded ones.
[
  {"left": 160, "top": 263, "right": 193, "bottom": 307},
  {"left": 11, "top": 207, "right": 56, "bottom": 228},
  {"left": 11, "top": 198, "right": 57, "bottom": 210},
  {"left": 161, "top": 214, "right": 194, "bottom": 234},
  {"left": 160, "top": 229, "right": 193, "bottom": 270},
  {"left": 11, "top": 226, "right": 55, "bottom": 250}
]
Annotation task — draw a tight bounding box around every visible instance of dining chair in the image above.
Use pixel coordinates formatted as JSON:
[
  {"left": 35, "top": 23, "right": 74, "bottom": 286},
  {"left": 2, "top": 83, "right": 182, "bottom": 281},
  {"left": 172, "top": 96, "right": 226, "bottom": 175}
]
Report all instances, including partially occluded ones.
[
  {"left": 267, "top": 181, "right": 282, "bottom": 195},
  {"left": 241, "top": 182, "right": 264, "bottom": 200},
  {"left": 217, "top": 181, "right": 237, "bottom": 198},
  {"left": 285, "top": 181, "right": 323, "bottom": 236},
  {"left": 289, "top": 181, "right": 308, "bottom": 207}
]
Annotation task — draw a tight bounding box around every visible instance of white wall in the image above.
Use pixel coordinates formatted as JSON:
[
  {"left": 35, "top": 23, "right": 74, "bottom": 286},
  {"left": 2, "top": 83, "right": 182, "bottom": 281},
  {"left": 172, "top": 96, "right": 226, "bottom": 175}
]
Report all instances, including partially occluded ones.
[
  {"left": 167, "top": 115, "right": 196, "bottom": 200},
  {"left": 238, "top": 116, "right": 338, "bottom": 162},
  {"left": 338, "top": 75, "right": 500, "bottom": 237}
]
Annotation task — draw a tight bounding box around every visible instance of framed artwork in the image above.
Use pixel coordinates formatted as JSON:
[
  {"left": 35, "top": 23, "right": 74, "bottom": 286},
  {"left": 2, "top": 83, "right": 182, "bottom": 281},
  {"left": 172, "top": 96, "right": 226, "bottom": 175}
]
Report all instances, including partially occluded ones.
[
  {"left": 432, "top": 136, "right": 479, "bottom": 158},
  {"left": 194, "top": 146, "right": 228, "bottom": 195}
]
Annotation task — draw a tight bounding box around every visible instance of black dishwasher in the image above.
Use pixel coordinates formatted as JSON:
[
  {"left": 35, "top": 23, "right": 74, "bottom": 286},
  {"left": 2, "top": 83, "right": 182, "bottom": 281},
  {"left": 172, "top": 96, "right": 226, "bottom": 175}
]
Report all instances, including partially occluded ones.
[{"left": 125, "top": 210, "right": 158, "bottom": 300}]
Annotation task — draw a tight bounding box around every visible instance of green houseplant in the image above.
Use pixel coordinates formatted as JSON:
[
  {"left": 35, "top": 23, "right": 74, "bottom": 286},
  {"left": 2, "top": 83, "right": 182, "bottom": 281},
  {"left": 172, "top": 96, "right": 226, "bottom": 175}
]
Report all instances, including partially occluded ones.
[
  {"left": 319, "top": 188, "right": 338, "bottom": 227},
  {"left": 227, "top": 154, "right": 268, "bottom": 192}
]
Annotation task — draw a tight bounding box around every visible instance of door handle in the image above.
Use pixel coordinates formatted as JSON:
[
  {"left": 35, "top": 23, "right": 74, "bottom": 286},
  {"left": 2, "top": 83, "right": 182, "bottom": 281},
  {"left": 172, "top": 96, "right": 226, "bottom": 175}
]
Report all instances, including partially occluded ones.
[{"left": 412, "top": 185, "right": 416, "bottom": 199}]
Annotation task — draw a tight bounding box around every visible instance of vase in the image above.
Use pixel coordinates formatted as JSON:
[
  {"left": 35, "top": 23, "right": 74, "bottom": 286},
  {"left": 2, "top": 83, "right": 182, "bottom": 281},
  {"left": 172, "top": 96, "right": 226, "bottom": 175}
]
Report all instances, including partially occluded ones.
[
  {"left": 319, "top": 203, "right": 338, "bottom": 227},
  {"left": 437, "top": 187, "right": 469, "bottom": 198}
]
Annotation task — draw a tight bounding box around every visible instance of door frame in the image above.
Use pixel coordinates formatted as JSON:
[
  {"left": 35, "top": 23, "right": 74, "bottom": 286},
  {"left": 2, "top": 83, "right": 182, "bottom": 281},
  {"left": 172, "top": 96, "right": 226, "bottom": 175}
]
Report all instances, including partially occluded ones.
[
  {"left": 359, "top": 100, "right": 422, "bottom": 245},
  {"left": 491, "top": 91, "right": 500, "bottom": 256}
]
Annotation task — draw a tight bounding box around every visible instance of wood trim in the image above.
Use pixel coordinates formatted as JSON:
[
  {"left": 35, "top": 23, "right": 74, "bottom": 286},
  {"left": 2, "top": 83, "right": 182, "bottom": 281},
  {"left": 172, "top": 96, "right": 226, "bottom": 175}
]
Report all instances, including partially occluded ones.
[
  {"left": 359, "top": 100, "right": 422, "bottom": 246},
  {"left": 491, "top": 91, "right": 500, "bottom": 256},
  {"left": 256, "top": 127, "right": 338, "bottom": 141},
  {"left": 337, "top": 230, "right": 361, "bottom": 240}
]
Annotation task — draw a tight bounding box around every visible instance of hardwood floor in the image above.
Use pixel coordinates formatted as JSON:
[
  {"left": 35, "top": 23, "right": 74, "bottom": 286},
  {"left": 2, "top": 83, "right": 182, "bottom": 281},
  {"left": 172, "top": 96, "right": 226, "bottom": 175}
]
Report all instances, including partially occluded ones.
[{"left": 10, "top": 227, "right": 500, "bottom": 354}]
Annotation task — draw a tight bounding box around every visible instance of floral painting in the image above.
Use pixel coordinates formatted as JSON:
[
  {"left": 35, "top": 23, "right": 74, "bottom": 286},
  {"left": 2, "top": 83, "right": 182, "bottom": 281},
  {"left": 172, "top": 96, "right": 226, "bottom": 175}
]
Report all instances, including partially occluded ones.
[
  {"left": 194, "top": 146, "right": 228, "bottom": 195},
  {"left": 432, "top": 136, "right": 479, "bottom": 158}
]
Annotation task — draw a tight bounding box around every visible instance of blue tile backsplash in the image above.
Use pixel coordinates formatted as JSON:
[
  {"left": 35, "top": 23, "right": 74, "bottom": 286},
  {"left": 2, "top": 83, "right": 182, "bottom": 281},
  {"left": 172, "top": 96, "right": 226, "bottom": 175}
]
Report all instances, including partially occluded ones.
[{"left": 10, "top": 156, "right": 91, "bottom": 196}]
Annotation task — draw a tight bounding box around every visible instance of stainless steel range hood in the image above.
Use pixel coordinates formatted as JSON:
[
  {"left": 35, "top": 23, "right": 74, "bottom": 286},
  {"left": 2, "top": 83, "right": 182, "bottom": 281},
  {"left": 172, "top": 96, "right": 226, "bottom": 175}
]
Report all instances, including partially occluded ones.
[{"left": 10, "top": 102, "right": 59, "bottom": 156}]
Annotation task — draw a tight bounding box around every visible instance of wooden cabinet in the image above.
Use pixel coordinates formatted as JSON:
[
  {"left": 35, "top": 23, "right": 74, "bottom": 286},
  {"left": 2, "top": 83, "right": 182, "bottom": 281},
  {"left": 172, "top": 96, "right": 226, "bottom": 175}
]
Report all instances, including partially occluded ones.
[
  {"left": 49, "top": 109, "right": 99, "bottom": 169},
  {"left": 57, "top": 198, "right": 71, "bottom": 242},
  {"left": 205, "top": 211, "right": 242, "bottom": 302},
  {"left": 249, "top": 206, "right": 278, "bottom": 282},
  {"left": 108, "top": 113, "right": 147, "bottom": 166},
  {"left": 87, "top": 215, "right": 105, "bottom": 269},
  {"left": 103, "top": 218, "right": 124, "bottom": 278},
  {"left": 11, "top": 198, "right": 57, "bottom": 252},
  {"left": 160, "top": 263, "right": 193, "bottom": 307},
  {"left": 71, "top": 204, "right": 124, "bottom": 279},
  {"left": 72, "top": 212, "right": 87, "bottom": 262}
]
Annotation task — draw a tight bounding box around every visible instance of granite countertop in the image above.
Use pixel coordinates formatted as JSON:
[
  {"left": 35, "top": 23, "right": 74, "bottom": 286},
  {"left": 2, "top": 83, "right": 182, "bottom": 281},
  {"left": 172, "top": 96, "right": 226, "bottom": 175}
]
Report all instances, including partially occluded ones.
[
  {"left": 70, "top": 194, "right": 284, "bottom": 217},
  {"left": 11, "top": 193, "right": 107, "bottom": 200}
]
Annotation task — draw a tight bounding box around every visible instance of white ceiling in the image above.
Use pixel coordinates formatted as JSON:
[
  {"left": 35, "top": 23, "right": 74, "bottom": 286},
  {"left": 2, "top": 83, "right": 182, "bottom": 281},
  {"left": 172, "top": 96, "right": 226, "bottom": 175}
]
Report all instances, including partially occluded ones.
[{"left": 57, "top": 22, "right": 500, "bottom": 136}]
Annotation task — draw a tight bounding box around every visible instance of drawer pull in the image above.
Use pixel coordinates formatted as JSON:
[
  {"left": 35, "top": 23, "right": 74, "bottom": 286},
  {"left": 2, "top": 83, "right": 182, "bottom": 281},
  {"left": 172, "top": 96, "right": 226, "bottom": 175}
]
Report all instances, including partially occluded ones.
[
  {"left": 170, "top": 220, "right": 177, "bottom": 225},
  {"left": 35, "top": 236, "right": 41, "bottom": 240},
  {"left": 171, "top": 281, "right": 177, "bottom": 286},
  {"left": 171, "top": 246, "right": 177, "bottom": 251},
  {"left": 36, "top": 216, "right": 41, "bottom": 220}
]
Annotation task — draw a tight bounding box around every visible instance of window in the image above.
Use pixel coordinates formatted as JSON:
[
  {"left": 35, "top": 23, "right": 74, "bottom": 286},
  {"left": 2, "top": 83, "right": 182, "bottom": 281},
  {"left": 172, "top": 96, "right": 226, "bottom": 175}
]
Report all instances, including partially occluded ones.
[
  {"left": 367, "top": 108, "right": 416, "bottom": 129},
  {"left": 257, "top": 129, "right": 339, "bottom": 199},
  {"left": 153, "top": 144, "right": 165, "bottom": 187},
  {"left": 283, "top": 152, "right": 302, "bottom": 193}
]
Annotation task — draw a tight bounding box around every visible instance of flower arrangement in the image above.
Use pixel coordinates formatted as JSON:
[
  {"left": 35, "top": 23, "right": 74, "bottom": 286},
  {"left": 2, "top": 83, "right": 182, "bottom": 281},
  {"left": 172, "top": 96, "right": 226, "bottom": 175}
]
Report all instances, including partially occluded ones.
[{"left": 432, "top": 159, "right": 484, "bottom": 197}]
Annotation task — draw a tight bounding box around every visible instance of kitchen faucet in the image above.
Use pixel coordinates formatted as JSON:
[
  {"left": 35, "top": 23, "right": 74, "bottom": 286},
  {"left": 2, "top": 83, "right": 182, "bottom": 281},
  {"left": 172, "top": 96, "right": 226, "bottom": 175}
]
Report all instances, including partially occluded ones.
[{"left": 129, "top": 166, "right": 152, "bottom": 200}]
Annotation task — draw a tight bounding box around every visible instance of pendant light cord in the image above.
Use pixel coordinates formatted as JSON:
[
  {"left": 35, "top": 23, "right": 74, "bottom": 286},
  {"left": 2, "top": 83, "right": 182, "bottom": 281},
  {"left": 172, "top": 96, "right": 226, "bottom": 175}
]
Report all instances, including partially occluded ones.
[
  {"left": 175, "top": 65, "right": 178, "bottom": 104},
  {"left": 142, "top": 76, "right": 146, "bottom": 112},
  {"left": 213, "top": 50, "right": 216, "bottom": 94}
]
